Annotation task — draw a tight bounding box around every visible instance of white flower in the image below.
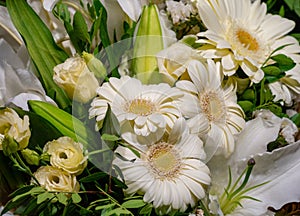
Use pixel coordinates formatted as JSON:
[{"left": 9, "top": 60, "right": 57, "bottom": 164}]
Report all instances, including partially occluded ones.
[
  {"left": 53, "top": 56, "right": 99, "bottom": 103},
  {"left": 33, "top": 166, "right": 80, "bottom": 193},
  {"left": 0, "top": 108, "right": 30, "bottom": 151},
  {"left": 156, "top": 38, "right": 205, "bottom": 85},
  {"left": 43, "top": 136, "right": 88, "bottom": 175},
  {"left": 0, "top": 39, "right": 55, "bottom": 110},
  {"left": 268, "top": 36, "right": 300, "bottom": 105},
  {"left": 89, "top": 76, "right": 183, "bottom": 144},
  {"left": 207, "top": 110, "right": 300, "bottom": 215},
  {"left": 113, "top": 118, "right": 211, "bottom": 214},
  {"left": 176, "top": 60, "right": 245, "bottom": 157},
  {"left": 166, "top": 0, "right": 197, "bottom": 24},
  {"left": 197, "top": 0, "right": 295, "bottom": 83}
]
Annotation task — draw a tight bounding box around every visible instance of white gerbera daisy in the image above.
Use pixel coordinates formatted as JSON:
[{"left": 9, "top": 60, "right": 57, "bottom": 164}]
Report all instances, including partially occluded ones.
[
  {"left": 197, "top": 0, "right": 295, "bottom": 83},
  {"left": 176, "top": 60, "right": 245, "bottom": 157},
  {"left": 113, "top": 118, "right": 211, "bottom": 214},
  {"left": 89, "top": 76, "right": 183, "bottom": 143}
]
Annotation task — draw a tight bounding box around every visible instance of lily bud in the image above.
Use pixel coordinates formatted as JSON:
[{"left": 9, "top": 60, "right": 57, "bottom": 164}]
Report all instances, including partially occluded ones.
[
  {"left": 21, "top": 149, "right": 40, "bottom": 166},
  {"left": 132, "top": 4, "right": 164, "bottom": 84},
  {"left": 82, "top": 52, "right": 107, "bottom": 81}
]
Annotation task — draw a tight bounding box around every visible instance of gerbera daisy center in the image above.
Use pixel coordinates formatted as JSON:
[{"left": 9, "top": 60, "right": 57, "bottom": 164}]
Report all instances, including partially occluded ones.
[
  {"left": 126, "top": 98, "right": 157, "bottom": 116},
  {"left": 236, "top": 29, "right": 259, "bottom": 51},
  {"left": 147, "top": 143, "right": 182, "bottom": 179},
  {"left": 199, "top": 90, "right": 226, "bottom": 123}
]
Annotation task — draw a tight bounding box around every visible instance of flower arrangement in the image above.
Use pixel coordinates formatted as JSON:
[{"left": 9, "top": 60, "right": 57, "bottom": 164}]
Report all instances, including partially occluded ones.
[{"left": 0, "top": 0, "right": 300, "bottom": 215}]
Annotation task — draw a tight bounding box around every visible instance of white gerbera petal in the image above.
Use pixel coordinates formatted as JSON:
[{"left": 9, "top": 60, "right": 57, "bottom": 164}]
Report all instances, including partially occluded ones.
[
  {"left": 197, "top": 0, "right": 296, "bottom": 82},
  {"left": 113, "top": 118, "right": 211, "bottom": 213},
  {"left": 176, "top": 60, "right": 245, "bottom": 157},
  {"left": 89, "top": 76, "right": 183, "bottom": 140}
]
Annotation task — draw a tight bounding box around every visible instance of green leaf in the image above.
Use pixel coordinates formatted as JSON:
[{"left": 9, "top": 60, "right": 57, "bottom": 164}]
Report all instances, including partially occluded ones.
[
  {"left": 105, "top": 207, "right": 131, "bottom": 216},
  {"left": 101, "top": 134, "right": 120, "bottom": 142},
  {"left": 94, "top": 203, "right": 116, "bottom": 210},
  {"left": 28, "top": 100, "right": 100, "bottom": 147},
  {"left": 139, "top": 203, "right": 153, "bottom": 215},
  {"left": 79, "top": 172, "right": 107, "bottom": 183},
  {"left": 56, "top": 193, "right": 68, "bottom": 206},
  {"left": 285, "top": 0, "right": 295, "bottom": 9},
  {"left": 121, "top": 199, "right": 146, "bottom": 208},
  {"left": 73, "top": 11, "right": 91, "bottom": 44},
  {"left": 37, "top": 192, "right": 55, "bottom": 204},
  {"left": 71, "top": 193, "right": 82, "bottom": 204},
  {"left": 262, "top": 65, "right": 282, "bottom": 76},
  {"left": 11, "top": 187, "right": 45, "bottom": 203},
  {"left": 291, "top": 113, "right": 300, "bottom": 127},
  {"left": 271, "top": 54, "right": 296, "bottom": 71},
  {"left": 6, "top": 0, "right": 71, "bottom": 110}
]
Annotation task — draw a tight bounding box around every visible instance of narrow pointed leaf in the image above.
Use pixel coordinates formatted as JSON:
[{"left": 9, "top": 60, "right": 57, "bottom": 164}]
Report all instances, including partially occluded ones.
[{"left": 6, "top": 0, "right": 71, "bottom": 110}]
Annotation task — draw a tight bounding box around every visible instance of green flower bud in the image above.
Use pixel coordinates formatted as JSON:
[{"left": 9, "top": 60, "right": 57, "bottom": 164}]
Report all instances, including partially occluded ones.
[
  {"left": 82, "top": 52, "right": 107, "bottom": 80},
  {"left": 240, "top": 89, "right": 255, "bottom": 101},
  {"left": 132, "top": 4, "right": 164, "bottom": 84},
  {"left": 2, "top": 135, "right": 19, "bottom": 156},
  {"left": 21, "top": 149, "right": 40, "bottom": 166}
]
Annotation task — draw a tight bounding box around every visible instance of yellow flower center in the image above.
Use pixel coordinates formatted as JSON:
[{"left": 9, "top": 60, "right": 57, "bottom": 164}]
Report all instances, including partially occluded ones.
[
  {"left": 59, "top": 152, "right": 68, "bottom": 159},
  {"left": 199, "top": 90, "right": 226, "bottom": 123},
  {"left": 127, "top": 98, "right": 157, "bottom": 116},
  {"left": 236, "top": 29, "right": 259, "bottom": 52},
  {"left": 50, "top": 175, "right": 60, "bottom": 184},
  {"left": 147, "top": 143, "right": 182, "bottom": 179}
]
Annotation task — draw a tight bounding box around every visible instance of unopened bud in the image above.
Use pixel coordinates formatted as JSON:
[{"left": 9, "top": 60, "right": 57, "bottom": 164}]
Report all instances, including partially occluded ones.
[
  {"left": 132, "top": 4, "right": 164, "bottom": 84},
  {"left": 2, "top": 135, "right": 19, "bottom": 156},
  {"left": 21, "top": 149, "right": 40, "bottom": 166},
  {"left": 82, "top": 52, "right": 107, "bottom": 80}
]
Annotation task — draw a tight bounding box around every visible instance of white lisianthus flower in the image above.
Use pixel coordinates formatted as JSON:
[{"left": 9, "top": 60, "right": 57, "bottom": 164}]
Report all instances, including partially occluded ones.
[
  {"left": 89, "top": 76, "right": 183, "bottom": 144},
  {"left": 176, "top": 60, "right": 245, "bottom": 157},
  {"left": 113, "top": 118, "right": 211, "bottom": 214},
  {"left": 156, "top": 38, "right": 205, "bottom": 85},
  {"left": 207, "top": 110, "right": 300, "bottom": 216},
  {"left": 33, "top": 166, "right": 80, "bottom": 193},
  {"left": 0, "top": 108, "right": 30, "bottom": 151},
  {"left": 43, "top": 136, "right": 88, "bottom": 175},
  {"left": 53, "top": 56, "right": 99, "bottom": 103},
  {"left": 197, "top": 0, "right": 295, "bottom": 83}
]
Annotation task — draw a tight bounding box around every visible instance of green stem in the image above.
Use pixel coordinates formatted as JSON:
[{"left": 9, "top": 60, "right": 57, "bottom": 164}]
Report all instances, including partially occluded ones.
[{"left": 13, "top": 152, "right": 39, "bottom": 185}]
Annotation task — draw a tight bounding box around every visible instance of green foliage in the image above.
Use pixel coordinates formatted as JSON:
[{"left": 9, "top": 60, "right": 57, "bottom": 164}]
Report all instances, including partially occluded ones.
[
  {"left": 6, "top": 0, "right": 71, "bottom": 111},
  {"left": 238, "top": 53, "right": 296, "bottom": 119},
  {"left": 28, "top": 100, "right": 99, "bottom": 147},
  {"left": 284, "top": 0, "right": 300, "bottom": 17}
]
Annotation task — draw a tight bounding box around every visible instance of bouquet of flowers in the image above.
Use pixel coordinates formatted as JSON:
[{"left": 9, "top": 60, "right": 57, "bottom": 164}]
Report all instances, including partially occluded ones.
[{"left": 0, "top": 0, "right": 300, "bottom": 215}]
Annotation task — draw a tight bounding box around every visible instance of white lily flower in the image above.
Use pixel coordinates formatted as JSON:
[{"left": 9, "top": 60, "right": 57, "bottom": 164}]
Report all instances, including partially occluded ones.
[
  {"left": 207, "top": 109, "right": 300, "bottom": 215},
  {"left": 0, "top": 6, "right": 22, "bottom": 49},
  {"left": 0, "top": 39, "right": 55, "bottom": 110}
]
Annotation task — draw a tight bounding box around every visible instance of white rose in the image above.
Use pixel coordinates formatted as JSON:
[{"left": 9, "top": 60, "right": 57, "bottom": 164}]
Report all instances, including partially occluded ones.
[
  {"left": 43, "top": 136, "right": 87, "bottom": 175},
  {"left": 0, "top": 108, "right": 30, "bottom": 150},
  {"left": 156, "top": 40, "right": 205, "bottom": 85},
  {"left": 53, "top": 57, "right": 99, "bottom": 103},
  {"left": 33, "top": 166, "right": 80, "bottom": 192}
]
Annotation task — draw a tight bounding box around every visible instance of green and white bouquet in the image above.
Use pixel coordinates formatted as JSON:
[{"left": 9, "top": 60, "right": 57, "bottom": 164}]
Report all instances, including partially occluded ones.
[{"left": 0, "top": 0, "right": 300, "bottom": 215}]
